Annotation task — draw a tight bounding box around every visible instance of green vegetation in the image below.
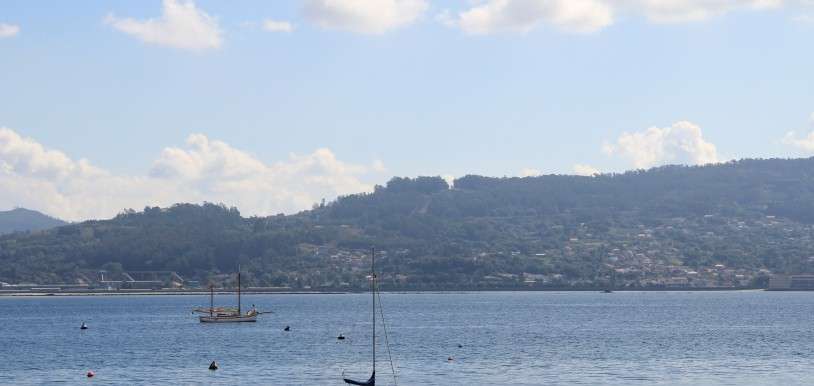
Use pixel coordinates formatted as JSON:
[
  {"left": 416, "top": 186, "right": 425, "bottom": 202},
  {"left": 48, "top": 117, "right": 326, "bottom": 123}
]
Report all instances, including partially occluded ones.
[
  {"left": 0, "top": 208, "right": 67, "bottom": 235},
  {"left": 4, "top": 158, "right": 814, "bottom": 289}
]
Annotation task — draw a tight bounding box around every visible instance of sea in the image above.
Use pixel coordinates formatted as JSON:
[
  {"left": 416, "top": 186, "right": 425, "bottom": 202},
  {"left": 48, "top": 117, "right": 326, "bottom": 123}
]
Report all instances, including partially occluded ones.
[{"left": 0, "top": 291, "right": 813, "bottom": 385}]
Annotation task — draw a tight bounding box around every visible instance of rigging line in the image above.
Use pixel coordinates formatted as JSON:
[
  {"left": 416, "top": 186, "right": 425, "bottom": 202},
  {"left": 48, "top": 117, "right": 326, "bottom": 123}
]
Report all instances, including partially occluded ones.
[{"left": 375, "top": 281, "right": 398, "bottom": 386}]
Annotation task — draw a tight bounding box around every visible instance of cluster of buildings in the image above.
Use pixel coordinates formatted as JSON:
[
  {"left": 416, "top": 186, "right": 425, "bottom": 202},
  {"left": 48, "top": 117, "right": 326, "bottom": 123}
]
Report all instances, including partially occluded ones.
[{"left": 501, "top": 214, "right": 814, "bottom": 289}]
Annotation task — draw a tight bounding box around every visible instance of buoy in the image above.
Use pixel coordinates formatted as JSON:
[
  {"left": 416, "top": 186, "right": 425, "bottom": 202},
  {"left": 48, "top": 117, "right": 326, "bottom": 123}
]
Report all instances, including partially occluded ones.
[
  {"left": 209, "top": 361, "right": 218, "bottom": 370},
  {"left": 86, "top": 370, "right": 95, "bottom": 378},
  {"left": 447, "top": 356, "right": 454, "bottom": 362},
  {"left": 337, "top": 334, "right": 346, "bottom": 340},
  {"left": 457, "top": 344, "right": 463, "bottom": 348},
  {"left": 284, "top": 326, "right": 290, "bottom": 331}
]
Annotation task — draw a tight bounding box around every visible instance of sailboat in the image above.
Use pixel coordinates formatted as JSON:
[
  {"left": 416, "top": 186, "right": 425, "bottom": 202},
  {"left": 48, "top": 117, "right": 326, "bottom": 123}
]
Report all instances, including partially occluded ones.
[
  {"left": 343, "top": 248, "right": 397, "bottom": 386},
  {"left": 193, "top": 269, "right": 259, "bottom": 323}
]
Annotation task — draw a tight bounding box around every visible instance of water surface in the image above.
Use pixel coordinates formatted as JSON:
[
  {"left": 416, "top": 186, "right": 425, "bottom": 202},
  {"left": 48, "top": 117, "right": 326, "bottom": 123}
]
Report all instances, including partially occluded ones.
[{"left": 1, "top": 291, "right": 812, "bottom": 385}]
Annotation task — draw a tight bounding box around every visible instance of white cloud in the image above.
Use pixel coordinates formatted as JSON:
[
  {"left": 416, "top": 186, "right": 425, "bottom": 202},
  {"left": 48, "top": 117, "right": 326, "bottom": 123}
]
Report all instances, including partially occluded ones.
[
  {"left": 0, "top": 23, "right": 20, "bottom": 38},
  {"left": 263, "top": 19, "right": 294, "bottom": 33},
  {"left": 781, "top": 131, "right": 814, "bottom": 152},
  {"left": 520, "top": 168, "right": 542, "bottom": 177},
  {"left": 0, "top": 127, "right": 384, "bottom": 221},
  {"left": 371, "top": 159, "right": 387, "bottom": 172},
  {"left": 603, "top": 121, "right": 719, "bottom": 169},
  {"left": 779, "top": 113, "right": 814, "bottom": 152},
  {"left": 448, "top": 0, "right": 787, "bottom": 34},
  {"left": 441, "top": 174, "right": 456, "bottom": 188},
  {"left": 436, "top": 9, "right": 457, "bottom": 28},
  {"left": 573, "top": 164, "right": 600, "bottom": 176},
  {"left": 632, "top": 0, "right": 783, "bottom": 24},
  {"left": 105, "top": 0, "right": 222, "bottom": 52},
  {"left": 455, "top": 0, "right": 614, "bottom": 34},
  {"left": 303, "top": 0, "right": 429, "bottom": 34}
]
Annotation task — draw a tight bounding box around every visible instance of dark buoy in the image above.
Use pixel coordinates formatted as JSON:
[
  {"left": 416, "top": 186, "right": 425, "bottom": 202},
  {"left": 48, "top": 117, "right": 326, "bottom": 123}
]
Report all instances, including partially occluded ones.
[
  {"left": 284, "top": 326, "right": 290, "bottom": 331},
  {"left": 447, "top": 356, "right": 454, "bottom": 362},
  {"left": 80, "top": 322, "right": 88, "bottom": 330},
  {"left": 457, "top": 344, "right": 463, "bottom": 348},
  {"left": 337, "top": 334, "right": 346, "bottom": 340},
  {"left": 208, "top": 361, "right": 218, "bottom": 371},
  {"left": 86, "top": 370, "right": 95, "bottom": 378}
]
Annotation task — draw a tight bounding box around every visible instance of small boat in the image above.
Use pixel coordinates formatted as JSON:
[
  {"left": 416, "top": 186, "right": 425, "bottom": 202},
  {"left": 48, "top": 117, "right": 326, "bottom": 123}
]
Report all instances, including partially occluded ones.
[
  {"left": 602, "top": 289, "right": 613, "bottom": 293},
  {"left": 194, "top": 268, "right": 263, "bottom": 323},
  {"left": 198, "top": 311, "right": 257, "bottom": 323},
  {"left": 337, "top": 334, "right": 346, "bottom": 340},
  {"left": 343, "top": 248, "right": 397, "bottom": 386},
  {"left": 80, "top": 322, "right": 88, "bottom": 330}
]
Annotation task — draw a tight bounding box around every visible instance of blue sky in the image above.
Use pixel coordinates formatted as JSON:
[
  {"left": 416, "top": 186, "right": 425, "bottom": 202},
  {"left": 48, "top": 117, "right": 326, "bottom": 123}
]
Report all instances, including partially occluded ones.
[{"left": 1, "top": 0, "right": 814, "bottom": 220}]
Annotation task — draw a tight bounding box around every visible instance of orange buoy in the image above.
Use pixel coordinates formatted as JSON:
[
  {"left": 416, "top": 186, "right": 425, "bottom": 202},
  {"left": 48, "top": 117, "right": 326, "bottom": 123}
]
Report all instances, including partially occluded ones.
[{"left": 86, "top": 370, "right": 95, "bottom": 378}]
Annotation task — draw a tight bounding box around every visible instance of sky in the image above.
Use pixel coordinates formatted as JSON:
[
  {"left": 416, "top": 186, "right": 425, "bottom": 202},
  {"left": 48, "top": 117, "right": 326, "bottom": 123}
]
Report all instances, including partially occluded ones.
[{"left": 1, "top": 0, "right": 814, "bottom": 221}]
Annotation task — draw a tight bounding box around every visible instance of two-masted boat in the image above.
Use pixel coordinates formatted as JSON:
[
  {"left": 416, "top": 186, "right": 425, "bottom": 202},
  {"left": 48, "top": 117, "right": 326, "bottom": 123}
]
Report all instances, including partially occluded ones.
[
  {"left": 343, "top": 248, "right": 397, "bottom": 386},
  {"left": 193, "top": 269, "right": 260, "bottom": 323}
]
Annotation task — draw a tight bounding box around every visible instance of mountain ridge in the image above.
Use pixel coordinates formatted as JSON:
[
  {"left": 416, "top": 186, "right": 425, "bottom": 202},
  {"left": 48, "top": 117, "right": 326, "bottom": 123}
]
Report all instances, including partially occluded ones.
[
  {"left": 0, "top": 208, "right": 67, "bottom": 236},
  {"left": 3, "top": 157, "right": 814, "bottom": 288}
]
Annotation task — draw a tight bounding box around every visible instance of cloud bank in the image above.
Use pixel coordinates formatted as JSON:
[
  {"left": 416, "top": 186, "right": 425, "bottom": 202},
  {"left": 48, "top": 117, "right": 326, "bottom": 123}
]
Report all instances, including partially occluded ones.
[
  {"left": 603, "top": 121, "right": 719, "bottom": 169},
  {"left": 0, "top": 127, "right": 383, "bottom": 221},
  {"left": 303, "top": 0, "right": 428, "bottom": 34},
  {"left": 105, "top": 0, "right": 222, "bottom": 51},
  {"left": 0, "top": 23, "right": 20, "bottom": 38}
]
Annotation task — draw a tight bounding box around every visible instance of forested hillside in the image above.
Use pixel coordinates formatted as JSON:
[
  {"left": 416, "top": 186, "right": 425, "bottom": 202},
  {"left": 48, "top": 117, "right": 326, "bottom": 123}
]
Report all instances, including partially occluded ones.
[
  {"left": 0, "top": 208, "right": 67, "bottom": 235},
  {"left": 3, "top": 158, "right": 814, "bottom": 289}
]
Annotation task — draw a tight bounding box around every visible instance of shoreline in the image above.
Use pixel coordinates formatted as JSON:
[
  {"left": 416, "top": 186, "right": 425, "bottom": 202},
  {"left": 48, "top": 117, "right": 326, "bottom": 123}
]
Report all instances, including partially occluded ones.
[{"left": 0, "top": 287, "right": 775, "bottom": 297}]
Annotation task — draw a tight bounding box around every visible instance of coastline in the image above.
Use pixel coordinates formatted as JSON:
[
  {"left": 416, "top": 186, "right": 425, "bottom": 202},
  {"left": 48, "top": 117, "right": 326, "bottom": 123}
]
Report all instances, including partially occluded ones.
[
  {"left": 0, "top": 287, "right": 772, "bottom": 297},
  {"left": 0, "top": 290, "right": 348, "bottom": 297}
]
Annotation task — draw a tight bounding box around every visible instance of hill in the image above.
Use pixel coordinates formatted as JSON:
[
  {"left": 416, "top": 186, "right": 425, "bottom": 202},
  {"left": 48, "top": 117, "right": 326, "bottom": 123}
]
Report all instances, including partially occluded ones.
[
  {"left": 0, "top": 208, "right": 67, "bottom": 235},
  {"left": 3, "top": 158, "right": 814, "bottom": 289}
]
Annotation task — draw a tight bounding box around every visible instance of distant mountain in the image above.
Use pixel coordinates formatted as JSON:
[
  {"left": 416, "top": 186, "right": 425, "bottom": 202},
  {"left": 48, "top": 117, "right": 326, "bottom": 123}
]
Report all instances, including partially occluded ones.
[
  {"left": 4, "top": 158, "right": 814, "bottom": 288},
  {"left": 0, "top": 208, "right": 67, "bottom": 235}
]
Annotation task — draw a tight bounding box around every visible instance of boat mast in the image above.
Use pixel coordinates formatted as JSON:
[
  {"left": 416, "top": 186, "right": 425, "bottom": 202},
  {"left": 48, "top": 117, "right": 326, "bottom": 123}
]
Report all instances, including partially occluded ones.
[
  {"left": 210, "top": 284, "right": 214, "bottom": 317},
  {"left": 237, "top": 265, "right": 242, "bottom": 315},
  {"left": 372, "top": 247, "right": 376, "bottom": 375}
]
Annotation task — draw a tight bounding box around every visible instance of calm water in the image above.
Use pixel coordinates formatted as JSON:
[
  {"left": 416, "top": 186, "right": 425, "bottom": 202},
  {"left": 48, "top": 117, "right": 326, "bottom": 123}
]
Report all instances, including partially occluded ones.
[{"left": 1, "top": 291, "right": 813, "bottom": 385}]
